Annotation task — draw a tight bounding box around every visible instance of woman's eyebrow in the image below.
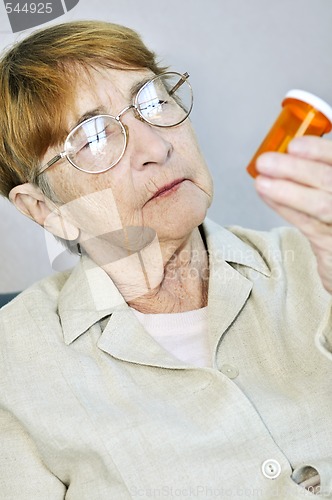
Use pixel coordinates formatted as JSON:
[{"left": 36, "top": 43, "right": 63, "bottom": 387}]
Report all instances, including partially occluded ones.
[
  {"left": 129, "top": 76, "right": 153, "bottom": 99},
  {"left": 70, "top": 106, "right": 108, "bottom": 130},
  {"left": 69, "top": 78, "right": 154, "bottom": 130}
]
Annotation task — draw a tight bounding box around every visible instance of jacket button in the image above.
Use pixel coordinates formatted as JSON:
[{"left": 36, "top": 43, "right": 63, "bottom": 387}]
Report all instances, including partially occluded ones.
[
  {"left": 261, "top": 459, "right": 281, "bottom": 479},
  {"left": 220, "top": 364, "right": 239, "bottom": 379}
]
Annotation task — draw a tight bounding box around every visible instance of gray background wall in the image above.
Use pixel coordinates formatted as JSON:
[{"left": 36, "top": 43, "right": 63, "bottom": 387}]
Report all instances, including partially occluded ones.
[{"left": 1, "top": 0, "right": 332, "bottom": 292}]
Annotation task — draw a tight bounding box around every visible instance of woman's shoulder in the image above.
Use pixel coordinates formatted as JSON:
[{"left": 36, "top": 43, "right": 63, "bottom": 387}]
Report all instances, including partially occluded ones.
[
  {"left": 203, "top": 217, "right": 311, "bottom": 260},
  {"left": 0, "top": 268, "right": 72, "bottom": 329},
  {"left": 202, "top": 217, "right": 321, "bottom": 284}
]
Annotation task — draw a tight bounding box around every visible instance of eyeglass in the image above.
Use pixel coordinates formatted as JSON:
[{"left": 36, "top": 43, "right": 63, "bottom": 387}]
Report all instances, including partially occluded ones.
[{"left": 37, "top": 71, "right": 193, "bottom": 176}]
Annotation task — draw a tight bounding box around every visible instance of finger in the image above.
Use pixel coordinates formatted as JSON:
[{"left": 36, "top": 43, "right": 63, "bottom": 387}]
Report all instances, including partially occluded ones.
[
  {"left": 258, "top": 193, "right": 332, "bottom": 255},
  {"left": 256, "top": 152, "right": 332, "bottom": 193},
  {"left": 259, "top": 193, "right": 326, "bottom": 234},
  {"left": 288, "top": 136, "right": 332, "bottom": 164},
  {"left": 255, "top": 176, "right": 332, "bottom": 224}
]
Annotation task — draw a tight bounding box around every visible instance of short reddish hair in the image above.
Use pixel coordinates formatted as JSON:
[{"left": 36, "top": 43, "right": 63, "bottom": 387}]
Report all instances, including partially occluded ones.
[{"left": 0, "top": 20, "right": 166, "bottom": 197}]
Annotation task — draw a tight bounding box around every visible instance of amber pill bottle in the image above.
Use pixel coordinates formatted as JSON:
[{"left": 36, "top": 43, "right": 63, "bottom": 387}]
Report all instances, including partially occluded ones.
[{"left": 247, "top": 90, "right": 332, "bottom": 178}]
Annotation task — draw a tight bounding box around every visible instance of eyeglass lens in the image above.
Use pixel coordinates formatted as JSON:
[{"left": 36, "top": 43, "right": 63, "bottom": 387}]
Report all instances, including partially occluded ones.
[
  {"left": 66, "top": 116, "right": 126, "bottom": 173},
  {"left": 65, "top": 73, "right": 192, "bottom": 173},
  {"left": 136, "top": 73, "right": 192, "bottom": 126}
]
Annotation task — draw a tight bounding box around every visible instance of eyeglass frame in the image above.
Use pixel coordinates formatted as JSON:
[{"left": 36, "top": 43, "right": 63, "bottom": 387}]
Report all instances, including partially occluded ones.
[{"left": 37, "top": 71, "right": 192, "bottom": 177}]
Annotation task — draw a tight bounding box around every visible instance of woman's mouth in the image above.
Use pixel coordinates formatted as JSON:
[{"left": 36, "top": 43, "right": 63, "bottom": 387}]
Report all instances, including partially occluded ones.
[{"left": 149, "top": 178, "right": 187, "bottom": 200}]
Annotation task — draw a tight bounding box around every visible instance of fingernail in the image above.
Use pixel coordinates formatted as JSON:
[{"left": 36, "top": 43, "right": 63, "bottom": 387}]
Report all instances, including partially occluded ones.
[
  {"left": 288, "top": 137, "right": 306, "bottom": 153},
  {"left": 256, "top": 153, "right": 276, "bottom": 172},
  {"left": 256, "top": 176, "right": 273, "bottom": 191}
]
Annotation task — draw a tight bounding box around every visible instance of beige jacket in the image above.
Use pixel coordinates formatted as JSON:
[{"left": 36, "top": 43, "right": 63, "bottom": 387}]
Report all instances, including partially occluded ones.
[{"left": 1, "top": 219, "right": 332, "bottom": 499}]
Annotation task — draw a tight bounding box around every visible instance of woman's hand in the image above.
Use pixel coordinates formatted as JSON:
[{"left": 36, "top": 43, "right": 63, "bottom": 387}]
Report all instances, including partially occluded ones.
[{"left": 255, "top": 136, "right": 332, "bottom": 294}]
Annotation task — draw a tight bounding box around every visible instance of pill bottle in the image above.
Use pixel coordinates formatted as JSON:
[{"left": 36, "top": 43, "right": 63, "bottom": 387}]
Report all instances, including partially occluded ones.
[{"left": 246, "top": 90, "right": 332, "bottom": 178}]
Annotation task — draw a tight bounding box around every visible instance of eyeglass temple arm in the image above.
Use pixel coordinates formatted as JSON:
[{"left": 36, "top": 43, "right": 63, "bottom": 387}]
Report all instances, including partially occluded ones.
[
  {"left": 169, "top": 72, "right": 190, "bottom": 95},
  {"left": 37, "top": 152, "right": 66, "bottom": 176}
]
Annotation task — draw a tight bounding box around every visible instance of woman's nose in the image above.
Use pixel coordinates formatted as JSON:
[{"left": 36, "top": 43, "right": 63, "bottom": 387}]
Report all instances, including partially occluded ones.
[{"left": 119, "top": 109, "right": 173, "bottom": 170}]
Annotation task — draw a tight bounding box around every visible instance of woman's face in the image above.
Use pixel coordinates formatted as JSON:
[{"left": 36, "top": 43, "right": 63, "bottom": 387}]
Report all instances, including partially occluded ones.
[{"left": 43, "top": 67, "right": 214, "bottom": 246}]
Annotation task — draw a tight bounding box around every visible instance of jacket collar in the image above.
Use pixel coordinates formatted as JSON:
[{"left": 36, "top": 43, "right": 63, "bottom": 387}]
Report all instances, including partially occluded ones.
[
  {"left": 204, "top": 219, "right": 271, "bottom": 276},
  {"left": 59, "top": 256, "right": 127, "bottom": 345},
  {"left": 59, "top": 218, "right": 270, "bottom": 347}
]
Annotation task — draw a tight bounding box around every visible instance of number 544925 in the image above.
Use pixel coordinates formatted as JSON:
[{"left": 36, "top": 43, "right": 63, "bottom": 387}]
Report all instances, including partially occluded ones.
[{"left": 5, "top": 3, "right": 53, "bottom": 14}]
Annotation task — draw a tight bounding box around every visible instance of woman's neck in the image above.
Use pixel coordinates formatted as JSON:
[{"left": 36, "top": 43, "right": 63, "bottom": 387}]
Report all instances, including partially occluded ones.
[
  {"left": 83, "top": 226, "right": 209, "bottom": 314},
  {"left": 128, "top": 227, "right": 209, "bottom": 314}
]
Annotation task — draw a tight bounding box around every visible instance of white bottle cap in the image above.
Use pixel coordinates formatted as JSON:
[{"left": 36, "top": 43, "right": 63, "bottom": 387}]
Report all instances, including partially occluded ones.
[{"left": 284, "top": 89, "right": 332, "bottom": 124}]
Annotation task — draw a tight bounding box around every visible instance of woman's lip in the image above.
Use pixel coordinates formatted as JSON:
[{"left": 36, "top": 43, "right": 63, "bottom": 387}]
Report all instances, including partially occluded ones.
[{"left": 150, "top": 178, "right": 186, "bottom": 200}]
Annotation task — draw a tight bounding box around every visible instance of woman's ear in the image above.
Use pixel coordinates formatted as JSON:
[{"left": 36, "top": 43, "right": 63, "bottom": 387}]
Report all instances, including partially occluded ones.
[
  {"left": 9, "top": 183, "right": 49, "bottom": 224},
  {"left": 9, "top": 183, "right": 80, "bottom": 241}
]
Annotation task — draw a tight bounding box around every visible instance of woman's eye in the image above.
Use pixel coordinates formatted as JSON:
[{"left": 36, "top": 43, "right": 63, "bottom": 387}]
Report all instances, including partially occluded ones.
[
  {"left": 78, "top": 130, "right": 109, "bottom": 151},
  {"left": 78, "top": 139, "right": 96, "bottom": 152}
]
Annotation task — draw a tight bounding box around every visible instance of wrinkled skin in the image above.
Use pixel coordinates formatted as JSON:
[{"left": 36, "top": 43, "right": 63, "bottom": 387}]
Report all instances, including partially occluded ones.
[{"left": 10, "top": 67, "right": 214, "bottom": 312}]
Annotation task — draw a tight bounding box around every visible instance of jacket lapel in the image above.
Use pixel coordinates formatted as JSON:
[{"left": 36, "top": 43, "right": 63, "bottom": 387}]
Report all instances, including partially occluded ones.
[{"left": 97, "top": 309, "right": 189, "bottom": 369}]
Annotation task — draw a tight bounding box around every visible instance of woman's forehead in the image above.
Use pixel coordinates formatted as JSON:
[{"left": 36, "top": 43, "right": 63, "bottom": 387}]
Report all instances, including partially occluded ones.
[{"left": 67, "top": 66, "right": 155, "bottom": 129}]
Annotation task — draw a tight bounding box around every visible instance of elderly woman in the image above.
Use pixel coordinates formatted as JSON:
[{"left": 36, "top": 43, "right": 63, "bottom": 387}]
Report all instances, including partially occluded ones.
[{"left": 1, "top": 20, "right": 332, "bottom": 499}]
